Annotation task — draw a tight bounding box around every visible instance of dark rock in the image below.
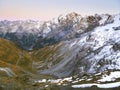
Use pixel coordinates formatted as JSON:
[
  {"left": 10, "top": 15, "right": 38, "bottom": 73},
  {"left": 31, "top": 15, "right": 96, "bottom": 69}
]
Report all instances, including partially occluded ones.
[
  {"left": 112, "top": 26, "right": 120, "bottom": 30},
  {"left": 113, "top": 43, "right": 120, "bottom": 51}
]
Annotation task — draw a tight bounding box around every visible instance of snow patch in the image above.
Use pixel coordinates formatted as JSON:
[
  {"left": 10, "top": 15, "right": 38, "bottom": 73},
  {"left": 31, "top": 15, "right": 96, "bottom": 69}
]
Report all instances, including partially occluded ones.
[
  {"left": 0, "top": 67, "right": 16, "bottom": 77},
  {"left": 98, "top": 71, "right": 120, "bottom": 82},
  {"left": 72, "top": 82, "right": 120, "bottom": 88}
]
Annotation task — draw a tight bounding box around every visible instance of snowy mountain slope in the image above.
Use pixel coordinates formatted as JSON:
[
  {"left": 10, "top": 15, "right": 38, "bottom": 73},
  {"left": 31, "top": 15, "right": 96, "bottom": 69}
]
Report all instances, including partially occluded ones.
[
  {"left": 0, "top": 13, "right": 113, "bottom": 50},
  {"left": 31, "top": 14, "right": 120, "bottom": 78}
]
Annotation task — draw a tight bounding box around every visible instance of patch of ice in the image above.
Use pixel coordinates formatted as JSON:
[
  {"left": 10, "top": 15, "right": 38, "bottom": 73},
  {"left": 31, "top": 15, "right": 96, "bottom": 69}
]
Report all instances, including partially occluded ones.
[
  {"left": 62, "top": 77, "right": 72, "bottom": 82},
  {"left": 35, "top": 79, "right": 47, "bottom": 83},
  {"left": 72, "top": 82, "right": 120, "bottom": 88},
  {"left": 0, "top": 67, "right": 16, "bottom": 77},
  {"left": 98, "top": 71, "right": 120, "bottom": 82},
  {"left": 69, "top": 40, "right": 77, "bottom": 48},
  {"left": 48, "top": 79, "right": 61, "bottom": 84},
  {"left": 35, "top": 77, "right": 72, "bottom": 85}
]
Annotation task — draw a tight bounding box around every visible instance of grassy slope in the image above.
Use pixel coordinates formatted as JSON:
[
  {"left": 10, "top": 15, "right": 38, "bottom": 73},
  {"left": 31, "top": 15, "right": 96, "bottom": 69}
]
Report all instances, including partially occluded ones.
[
  {"left": 0, "top": 38, "right": 57, "bottom": 89},
  {"left": 0, "top": 38, "right": 33, "bottom": 73},
  {"left": 0, "top": 38, "right": 38, "bottom": 89}
]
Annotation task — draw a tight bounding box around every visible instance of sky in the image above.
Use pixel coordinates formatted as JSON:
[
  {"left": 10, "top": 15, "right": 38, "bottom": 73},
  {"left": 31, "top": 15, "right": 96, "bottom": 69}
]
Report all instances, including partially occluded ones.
[{"left": 0, "top": 0, "right": 120, "bottom": 21}]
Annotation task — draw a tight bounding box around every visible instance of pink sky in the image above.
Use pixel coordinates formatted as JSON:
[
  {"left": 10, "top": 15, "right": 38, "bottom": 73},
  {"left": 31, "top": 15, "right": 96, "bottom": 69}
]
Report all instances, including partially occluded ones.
[{"left": 0, "top": 0, "right": 120, "bottom": 21}]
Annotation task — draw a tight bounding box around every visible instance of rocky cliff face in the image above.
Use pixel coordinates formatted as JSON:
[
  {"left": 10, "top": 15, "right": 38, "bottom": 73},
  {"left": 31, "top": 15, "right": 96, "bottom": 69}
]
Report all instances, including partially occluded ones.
[{"left": 0, "top": 13, "right": 120, "bottom": 89}]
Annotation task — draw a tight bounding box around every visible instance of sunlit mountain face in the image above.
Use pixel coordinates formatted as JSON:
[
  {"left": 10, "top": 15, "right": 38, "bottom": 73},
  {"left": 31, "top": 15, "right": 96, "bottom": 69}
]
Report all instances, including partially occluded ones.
[{"left": 0, "top": 12, "right": 120, "bottom": 90}]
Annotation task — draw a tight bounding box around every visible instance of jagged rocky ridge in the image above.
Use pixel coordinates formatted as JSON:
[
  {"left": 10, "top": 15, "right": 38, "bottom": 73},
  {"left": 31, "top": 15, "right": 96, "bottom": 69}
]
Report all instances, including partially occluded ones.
[
  {"left": 0, "top": 12, "right": 114, "bottom": 50},
  {"left": 0, "top": 12, "right": 120, "bottom": 89}
]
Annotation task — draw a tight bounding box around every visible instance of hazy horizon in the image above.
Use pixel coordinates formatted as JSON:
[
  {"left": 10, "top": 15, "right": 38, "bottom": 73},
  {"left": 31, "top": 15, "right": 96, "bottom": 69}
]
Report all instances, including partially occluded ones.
[{"left": 0, "top": 0, "right": 120, "bottom": 21}]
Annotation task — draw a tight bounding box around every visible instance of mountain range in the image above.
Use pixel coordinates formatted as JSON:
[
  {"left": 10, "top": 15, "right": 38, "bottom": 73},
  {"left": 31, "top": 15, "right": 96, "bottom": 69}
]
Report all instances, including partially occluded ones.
[{"left": 0, "top": 12, "right": 120, "bottom": 90}]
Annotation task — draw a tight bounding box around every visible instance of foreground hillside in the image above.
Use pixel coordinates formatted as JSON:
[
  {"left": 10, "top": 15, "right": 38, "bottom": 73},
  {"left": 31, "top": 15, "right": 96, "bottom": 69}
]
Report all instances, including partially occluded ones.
[
  {"left": 0, "top": 38, "right": 54, "bottom": 89},
  {"left": 0, "top": 38, "right": 33, "bottom": 89}
]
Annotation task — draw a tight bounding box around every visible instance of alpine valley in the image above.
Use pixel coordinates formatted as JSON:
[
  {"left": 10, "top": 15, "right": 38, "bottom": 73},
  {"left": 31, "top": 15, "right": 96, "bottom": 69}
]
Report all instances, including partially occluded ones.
[{"left": 0, "top": 12, "right": 120, "bottom": 90}]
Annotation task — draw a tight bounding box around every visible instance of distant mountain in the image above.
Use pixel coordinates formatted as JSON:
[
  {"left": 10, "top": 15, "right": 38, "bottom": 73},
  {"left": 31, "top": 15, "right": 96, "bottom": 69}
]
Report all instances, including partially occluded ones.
[
  {"left": 0, "top": 13, "right": 120, "bottom": 89},
  {"left": 0, "top": 12, "right": 114, "bottom": 50}
]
